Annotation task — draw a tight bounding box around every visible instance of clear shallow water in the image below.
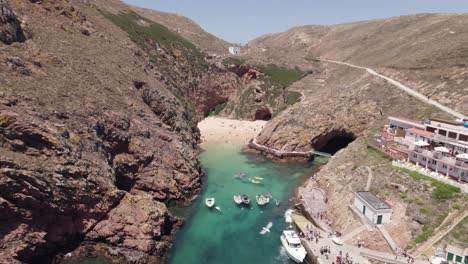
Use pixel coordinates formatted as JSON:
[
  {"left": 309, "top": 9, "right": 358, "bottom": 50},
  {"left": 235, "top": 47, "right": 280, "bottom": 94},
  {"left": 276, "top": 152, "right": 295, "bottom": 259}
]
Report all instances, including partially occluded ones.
[{"left": 169, "top": 143, "right": 318, "bottom": 264}]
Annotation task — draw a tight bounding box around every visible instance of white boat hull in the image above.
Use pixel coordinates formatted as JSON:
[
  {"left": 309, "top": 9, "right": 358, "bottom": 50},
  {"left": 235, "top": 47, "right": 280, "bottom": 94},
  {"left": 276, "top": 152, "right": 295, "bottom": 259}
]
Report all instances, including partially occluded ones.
[
  {"left": 280, "top": 235, "right": 306, "bottom": 263},
  {"left": 205, "top": 198, "right": 215, "bottom": 208}
]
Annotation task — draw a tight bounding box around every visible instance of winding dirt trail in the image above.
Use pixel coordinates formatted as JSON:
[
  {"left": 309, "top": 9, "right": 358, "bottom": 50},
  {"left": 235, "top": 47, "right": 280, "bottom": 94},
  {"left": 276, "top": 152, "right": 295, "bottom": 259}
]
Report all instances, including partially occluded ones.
[{"left": 317, "top": 59, "right": 467, "bottom": 120}]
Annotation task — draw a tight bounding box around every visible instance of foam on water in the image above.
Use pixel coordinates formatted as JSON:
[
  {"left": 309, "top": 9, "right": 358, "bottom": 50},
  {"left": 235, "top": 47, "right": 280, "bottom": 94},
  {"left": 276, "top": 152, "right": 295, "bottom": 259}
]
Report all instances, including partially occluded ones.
[{"left": 284, "top": 209, "right": 294, "bottom": 223}]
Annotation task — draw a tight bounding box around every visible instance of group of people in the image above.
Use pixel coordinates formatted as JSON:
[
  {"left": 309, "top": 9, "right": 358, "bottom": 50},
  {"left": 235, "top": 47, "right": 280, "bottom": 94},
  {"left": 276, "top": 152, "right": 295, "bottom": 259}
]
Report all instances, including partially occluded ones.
[
  {"left": 400, "top": 249, "right": 415, "bottom": 264},
  {"left": 305, "top": 223, "right": 321, "bottom": 243},
  {"left": 336, "top": 251, "right": 354, "bottom": 264},
  {"left": 314, "top": 211, "right": 333, "bottom": 227},
  {"left": 320, "top": 246, "right": 331, "bottom": 259}
]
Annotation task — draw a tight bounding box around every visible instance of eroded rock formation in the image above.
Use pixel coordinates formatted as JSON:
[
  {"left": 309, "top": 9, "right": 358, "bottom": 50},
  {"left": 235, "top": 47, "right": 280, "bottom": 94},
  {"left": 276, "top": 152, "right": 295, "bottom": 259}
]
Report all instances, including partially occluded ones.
[{"left": 0, "top": 0, "right": 28, "bottom": 44}]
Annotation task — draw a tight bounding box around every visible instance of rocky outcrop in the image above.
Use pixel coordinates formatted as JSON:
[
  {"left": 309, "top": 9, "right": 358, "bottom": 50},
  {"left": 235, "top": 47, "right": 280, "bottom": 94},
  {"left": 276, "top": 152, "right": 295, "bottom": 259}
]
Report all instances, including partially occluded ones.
[
  {"left": 0, "top": 0, "right": 28, "bottom": 44},
  {"left": 84, "top": 192, "right": 176, "bottom": 263}
]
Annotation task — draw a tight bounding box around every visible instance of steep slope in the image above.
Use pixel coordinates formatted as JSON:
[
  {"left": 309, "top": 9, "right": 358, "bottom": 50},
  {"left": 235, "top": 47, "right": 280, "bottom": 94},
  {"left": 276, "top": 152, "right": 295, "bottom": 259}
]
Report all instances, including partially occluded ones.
[
  {"left": 248, "top": 13, "right": 468, "bottom": 114},
  {"left": 93, "top": 0, "right": 231, "bottom": 55},
  {"left": 0, "top": 0, "right": 240, "bottom": 263}
]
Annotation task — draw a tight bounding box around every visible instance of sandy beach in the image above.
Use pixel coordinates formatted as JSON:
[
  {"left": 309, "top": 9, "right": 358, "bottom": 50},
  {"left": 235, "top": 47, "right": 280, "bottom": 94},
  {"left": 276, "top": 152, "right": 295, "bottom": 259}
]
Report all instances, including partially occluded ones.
[{"left": 198, "top": 117, "right": 267, "bottom": 145}]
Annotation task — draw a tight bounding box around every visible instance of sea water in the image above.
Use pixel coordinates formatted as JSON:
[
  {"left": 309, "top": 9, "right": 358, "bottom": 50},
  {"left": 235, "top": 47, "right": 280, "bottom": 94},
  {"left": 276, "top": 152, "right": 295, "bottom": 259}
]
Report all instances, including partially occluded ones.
[{"left": 169, "top": 143, "right": 318, "bottom": 264}]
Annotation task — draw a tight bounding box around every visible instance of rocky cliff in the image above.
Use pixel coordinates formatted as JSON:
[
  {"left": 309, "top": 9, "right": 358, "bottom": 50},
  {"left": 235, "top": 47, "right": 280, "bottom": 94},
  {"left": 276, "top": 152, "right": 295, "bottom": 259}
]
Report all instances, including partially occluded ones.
[{"left": 0, "top": 0, "right": 241, "bottom": 263}]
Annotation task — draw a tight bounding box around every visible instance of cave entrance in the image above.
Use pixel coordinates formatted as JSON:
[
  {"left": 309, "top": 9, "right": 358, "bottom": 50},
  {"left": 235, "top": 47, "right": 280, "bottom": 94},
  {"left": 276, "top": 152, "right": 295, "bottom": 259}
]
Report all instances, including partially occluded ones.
[
  {"left": 254, "top": 108, "right": 272, "bottom": 121},
  {"left": 311, "top": 129, "right": 356, "bottom": 155}
]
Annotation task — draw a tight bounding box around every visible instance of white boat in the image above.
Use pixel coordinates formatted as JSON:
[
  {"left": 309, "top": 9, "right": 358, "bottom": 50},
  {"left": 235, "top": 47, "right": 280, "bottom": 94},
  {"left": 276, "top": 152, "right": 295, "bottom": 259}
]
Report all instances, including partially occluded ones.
[
  {"left": 234, "top": 195, "right": 243, "bottom": 204},
  {"left": 215, "top": 206, "right": 222, "bottom": 211},
  {"left": 256, "top": 195, "right": 270, "bottom": 205},
  {"left": 205, "top": 198, "right": 215, "bottom": 208},
  {"left": 280, "top": 230, "right": 307, "bottom": 263},
  {"left": 275, "top": 199, "right": 281, "bottom": 206}
]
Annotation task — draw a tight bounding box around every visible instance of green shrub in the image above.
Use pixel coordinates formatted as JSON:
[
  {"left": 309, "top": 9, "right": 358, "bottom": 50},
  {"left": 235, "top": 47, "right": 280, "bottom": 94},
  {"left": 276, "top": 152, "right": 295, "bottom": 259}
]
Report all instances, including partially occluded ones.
[
  {"left": 452, "top": 203, "right": 461, "bottom": 210},
  {"left": 366, "top": 145, "right": 392, "bottom": 161},
  {"left": 209, "top": 102, "right": 227, "bottom": 116},
  {"left": 99, "top": 10, "right": 207, "bottom": 69},
  {"left": 222, "top": 57, "right": 245, "bottom": 66},
  {"left": 286, "top": 91, "right": 302, "bottom": 106},
  {"left": 399, "top": 168, "right": 461, "bottom": 199},
  {"left": 414, "top": 225, "right": 433, "bottom": 244},
  {"left": 420, "top": 208, "right": 429, "bottom": 214},
  {"left": 257, "top": 64, "right": 304, "bottom": 87}
]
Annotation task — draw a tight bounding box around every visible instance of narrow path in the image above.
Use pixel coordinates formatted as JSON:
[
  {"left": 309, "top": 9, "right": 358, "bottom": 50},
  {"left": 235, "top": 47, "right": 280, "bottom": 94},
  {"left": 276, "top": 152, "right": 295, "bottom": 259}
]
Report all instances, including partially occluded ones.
[
  {"left": 365, "top": 166, "right": 373, "bottom": 191},
  {"left": 413, "top": 210, "right": 468, "bottom": 257},
  {"left": 341, "top": 225, "right": 366, "bottom": 242},
  {"left": 377, "top": 225, "right": 400, "bottom": 254},
  {"left": 316, "top": 58, "right": 466, "bottom": 120}
]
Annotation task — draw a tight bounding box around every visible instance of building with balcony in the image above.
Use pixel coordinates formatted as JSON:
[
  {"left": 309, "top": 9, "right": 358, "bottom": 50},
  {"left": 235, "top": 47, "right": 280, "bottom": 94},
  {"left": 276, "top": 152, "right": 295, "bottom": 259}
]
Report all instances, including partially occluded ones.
[{"left": 374, "top": 117, "right": 468, "bottom": 183}]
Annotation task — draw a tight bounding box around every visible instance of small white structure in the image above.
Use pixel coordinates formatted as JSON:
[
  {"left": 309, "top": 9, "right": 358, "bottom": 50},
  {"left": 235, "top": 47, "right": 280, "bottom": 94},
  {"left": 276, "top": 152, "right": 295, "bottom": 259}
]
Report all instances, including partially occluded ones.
[
  {"left": 228, "top": 46, "right": 241, "bottom": 55},
  {"left": 353, "top": 192, "right": 392, "bottom": 225},
  {"left": 446, "top": 244, "right": 468, "bottom": 264}
]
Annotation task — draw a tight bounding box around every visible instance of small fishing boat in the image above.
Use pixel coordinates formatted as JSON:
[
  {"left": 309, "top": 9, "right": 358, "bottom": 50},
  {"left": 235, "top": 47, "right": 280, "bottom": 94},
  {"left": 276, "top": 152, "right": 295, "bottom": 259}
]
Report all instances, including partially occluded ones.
[
  {"left": 255, "top": 176, "right": 263, "bottom": 180},
  {"left": 241, "top": 194, "right": 250, "bottom": 205},
  {"left": 275, "top": 199, "right": 281, "bottom": 206},
  {"left": 205, "top": 198, "right": 215, "bottom": 208},
  {"left": 234, "top": 172, "right": 246, "bottom": 178},
  {"left": 215, "top": 206, "right": 222, "bottom": 212},
  {"left": 251, "top": 179, "right": 260, "bottom": 184},
  {"left": 234, "top": 195, "right": 243, "bottom": 204},
  {"left": 280, "top": 230, "right": 307, "bottom": 263},
  {"left": 256, "top": 195, "right": 270, "bottom": 205}
]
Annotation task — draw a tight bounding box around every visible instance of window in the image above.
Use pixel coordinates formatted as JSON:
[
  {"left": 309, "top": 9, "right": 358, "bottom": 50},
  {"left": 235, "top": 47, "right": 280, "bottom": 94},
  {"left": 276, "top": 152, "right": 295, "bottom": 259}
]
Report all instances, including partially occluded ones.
[
  {"left": 422, "top": 157, "right": 426, "bottom": 161},
  {"left": 413, "top": 154, "right": 417, "bottom": 158},
  {"left": 427, "top": 127, "right": 436, "bottom": 133},
  {"left": 438, "top": 129, "right": 447, "bottom": 136},
  {"left": 448, "top": 132, "right": 457, "bottom": 139},
  {"left": 442, "top": 164, "right": 447, "bottom": 169},
  {"left": 455, "top": 255, "right": 462, "bottom": 263},
  {"left": 459, "top": 134, "right": 468, "bottom": 142},
  {"left": 447, "top": 252, "right": 454, "bottom": 261}
]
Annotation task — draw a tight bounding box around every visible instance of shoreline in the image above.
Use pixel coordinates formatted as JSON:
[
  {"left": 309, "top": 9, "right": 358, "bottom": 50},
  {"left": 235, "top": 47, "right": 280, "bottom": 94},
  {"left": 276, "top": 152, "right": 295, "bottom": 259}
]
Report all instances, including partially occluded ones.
[{"left": 197, "top": 116, "right": 267, "bottom": 146}]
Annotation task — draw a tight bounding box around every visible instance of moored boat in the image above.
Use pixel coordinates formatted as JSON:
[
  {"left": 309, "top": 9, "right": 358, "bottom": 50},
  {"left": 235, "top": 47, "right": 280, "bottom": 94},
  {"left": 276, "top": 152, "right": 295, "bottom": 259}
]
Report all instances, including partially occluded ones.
[
  {"left": 205, "top": 198, "right": 215, "bottom": 208},
  {"left": 256, "top": 195, "right": 270, "bottom": 205},
  {"left": 275, "top": 199, "right": 280, "bottom": 206},
  {"left": 241, "top": 194, "right": 250, "bottom": 205},
  {"left": 234, "top": 195, "right": 243, "bottom": 204},
  {"left": 280, "top": 230, "right": 307, "bottom": 263}
]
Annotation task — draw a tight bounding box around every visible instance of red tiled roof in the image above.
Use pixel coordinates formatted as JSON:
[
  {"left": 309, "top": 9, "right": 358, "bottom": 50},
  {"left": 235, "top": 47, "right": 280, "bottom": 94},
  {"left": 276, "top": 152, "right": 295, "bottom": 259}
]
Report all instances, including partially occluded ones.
[{"left": 407, "top": 127, "right": 434, "bottom": 137}]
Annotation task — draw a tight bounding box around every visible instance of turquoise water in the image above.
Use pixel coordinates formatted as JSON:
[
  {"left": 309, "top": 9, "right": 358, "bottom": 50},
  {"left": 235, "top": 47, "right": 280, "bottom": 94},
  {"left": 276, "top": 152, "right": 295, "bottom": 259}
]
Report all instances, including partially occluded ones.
[{"left": 169, "top": 143, "right": 318, "bottom": 264}]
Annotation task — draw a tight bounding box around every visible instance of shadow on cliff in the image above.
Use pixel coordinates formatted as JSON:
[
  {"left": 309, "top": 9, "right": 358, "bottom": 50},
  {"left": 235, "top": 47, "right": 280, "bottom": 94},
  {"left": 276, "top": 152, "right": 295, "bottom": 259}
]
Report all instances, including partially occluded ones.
[{"left": 311, "top": 129, "right": 356, "bottom": 155}]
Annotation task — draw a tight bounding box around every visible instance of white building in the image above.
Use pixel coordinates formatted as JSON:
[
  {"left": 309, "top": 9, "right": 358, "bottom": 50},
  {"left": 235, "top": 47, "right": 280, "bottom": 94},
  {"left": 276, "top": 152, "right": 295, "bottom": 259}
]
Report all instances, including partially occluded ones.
[
  {"left": 446, "top": 244, "right": 468, "bottom": 264},
  {"left": 228, "top": 46, "right": 241, "bottom": 55},
  {"left": 353, "top": 192, "right": 392, "bottom": 225}
]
